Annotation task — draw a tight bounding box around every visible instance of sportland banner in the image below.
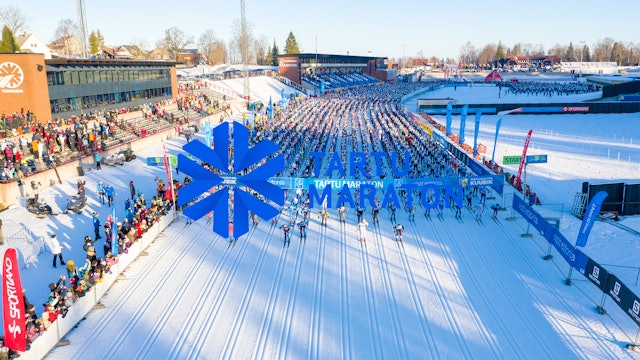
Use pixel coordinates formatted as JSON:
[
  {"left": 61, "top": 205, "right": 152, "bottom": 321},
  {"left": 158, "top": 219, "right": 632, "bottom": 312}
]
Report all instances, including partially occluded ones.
[
  {"left": 111, "top": 206, "right": 118, "bottom": 256},
  {"left": 473, "top": 111, "right": 481, "bottom": 155},
  {"left": 3, "top": 248, "right": 26, "bottom": 352},
  {"left": 459, "top": 105, "right": 468, "bottom": 145},
  {"left": 576, "top": 191, "right": 608, "bottom": 247},
  {"left": 515, "top": 129, "right": 533, "bottom": 189},
  {"left": 445, "top": 101, "right": 452, "bottom": 136},
  {"left": 490, "top": 117, "right": 502, "bottom": 164}
]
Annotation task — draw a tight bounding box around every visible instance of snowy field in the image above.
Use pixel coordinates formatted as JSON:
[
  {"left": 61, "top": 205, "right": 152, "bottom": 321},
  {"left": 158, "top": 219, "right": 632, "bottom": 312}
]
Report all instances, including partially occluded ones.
[{"left": 1, "top": 78, "right": 639, "bottom": 359}]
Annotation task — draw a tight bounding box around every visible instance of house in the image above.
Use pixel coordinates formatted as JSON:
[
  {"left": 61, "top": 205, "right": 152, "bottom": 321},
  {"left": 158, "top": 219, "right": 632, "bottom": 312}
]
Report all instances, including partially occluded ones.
[
  {"left": 99, "top": 46, "right": 134, "bottom": 59},
  {"left": 49, "top": 35, "right": 84, "bottom": 58},
  {"left": 14, "top": 32, "right": 52, "bottom": 59},
  {"left": 177, "top": 49, "right": 199, "bottom": 66},
  {"left": 150, "top": 46, "right": 171, "bottom": 61}
]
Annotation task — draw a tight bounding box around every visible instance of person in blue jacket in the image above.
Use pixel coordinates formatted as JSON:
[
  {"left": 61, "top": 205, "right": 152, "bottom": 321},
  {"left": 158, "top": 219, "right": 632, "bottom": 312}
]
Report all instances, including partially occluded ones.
[
  {"left": 94, "top": 151, "right": 101, "bottom": 169},
  {"left": 96, "top": 181, "right": 105, "bottom": 205},
  {"left": 105, "top": 184, "right": 115, "bottom": 207},
  {"left": 92, "top": 212, "right": 101, "bottom": 240}
]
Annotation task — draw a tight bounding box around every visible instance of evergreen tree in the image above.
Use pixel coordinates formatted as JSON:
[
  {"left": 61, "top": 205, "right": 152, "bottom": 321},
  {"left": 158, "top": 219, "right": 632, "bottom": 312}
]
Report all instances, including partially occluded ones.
[
  {"left": 566, "top": 42, "right": 576, "bottom": 62},
  {"left": 88, "top": 31, "right": 99, "bottom": 54},
  {"left": 495, "top": 41, "right": 505, "bottom": 67},
  {"left": 284, "top": 32, "right": 300, "bottom": 54},
  {"left": 271, "top": 39, "right": 279, "bottom": 66},
  {"left": 0, "top": 25, "right": 19, "bottom": 53}
]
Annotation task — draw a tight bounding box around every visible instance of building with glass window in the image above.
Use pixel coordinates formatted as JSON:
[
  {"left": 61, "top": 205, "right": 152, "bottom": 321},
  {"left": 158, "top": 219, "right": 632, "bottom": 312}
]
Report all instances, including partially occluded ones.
[{"left": 0, "top": 53, "right": 178, "bottom": 123}]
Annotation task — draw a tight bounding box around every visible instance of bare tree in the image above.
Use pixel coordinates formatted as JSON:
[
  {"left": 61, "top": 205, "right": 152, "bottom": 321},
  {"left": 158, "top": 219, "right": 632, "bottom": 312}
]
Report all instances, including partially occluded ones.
[
  {"left": 54, "top": 18, "right": 79, "bottom": 57},
  {"left": 128, "top": 37, "right": 152, "bottom": 59},
  {"left": 230, "top": 19, "right": 255, "bottom": 64},
  {"left": 198, "top": 30, "right": 219, "bottom": 65},
  {"left": 0, "top": 5, "right": 27, "bottom": 36},
  {"left": 253, "top": 35, "right": 269, "bottom": 65},
  {"left": 160, "top": 27, "right": 194, "bottom": 61},
  {"left": 477, "top": 43, "right": 497, "bottom": 68},
  {"left": 611, "top": 42, "right": 626, "bottom": 65},
  {"left": 459, "top": 41, "right": 477, "bottom": 67},
  {"left": 593, "top": 37, "right": 615, "bottom": 62}
]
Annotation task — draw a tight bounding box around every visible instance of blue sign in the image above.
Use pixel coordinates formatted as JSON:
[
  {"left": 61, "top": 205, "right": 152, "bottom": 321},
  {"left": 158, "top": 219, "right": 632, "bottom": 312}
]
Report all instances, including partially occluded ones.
[{"left": 526, "top": 154, "right": 548, "bottom": 164}]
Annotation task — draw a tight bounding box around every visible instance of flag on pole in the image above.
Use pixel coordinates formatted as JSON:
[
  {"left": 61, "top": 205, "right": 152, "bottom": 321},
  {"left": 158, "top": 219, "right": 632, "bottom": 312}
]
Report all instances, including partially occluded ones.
[
  {"left": 459, "top": 105, "right": 468, "bottom": 145},
  {"left": 515, "top": 130, "right": 533, "bottom": 189},
  {"left": 445, "top": 101, "right": 453, "bottom": 136},
  {"left": 473, "top": 111, "right": 482, "bottom": 155},
  {"left": 491, "top": 117, "right": 502, "bottom": 165},
  {"left": 268, "top": 95, "right": 273, "bottom": 123},
  {"left": 576, "top": 191, "right": 608, "bottom": 247},
  {"left": 204, "top": 120, "right": 212, "bottom": 148},
  {"left": 163, "top": 145, "right": 177, "bottom": 218},
  {"left": 3, "top": 248, "right": 26, "bottom": 352},
  {"left": 111, "top": 206, "right": 118, "bottom": 256}
]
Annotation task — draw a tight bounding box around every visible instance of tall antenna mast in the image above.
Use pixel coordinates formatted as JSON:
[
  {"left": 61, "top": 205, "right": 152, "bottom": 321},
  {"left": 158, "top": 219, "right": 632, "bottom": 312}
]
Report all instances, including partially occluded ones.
[
  {"left": 77, "top": 0, "right": 88, "bottom": 57},
  {"left": 240, "top": 0, "right": 250, "bottom": 101}
]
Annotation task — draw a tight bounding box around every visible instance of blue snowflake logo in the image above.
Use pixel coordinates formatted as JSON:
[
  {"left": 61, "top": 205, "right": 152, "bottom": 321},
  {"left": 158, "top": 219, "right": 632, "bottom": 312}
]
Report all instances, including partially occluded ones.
[{"left": 177, "top": 121, "right": 284, "bottom": 238}]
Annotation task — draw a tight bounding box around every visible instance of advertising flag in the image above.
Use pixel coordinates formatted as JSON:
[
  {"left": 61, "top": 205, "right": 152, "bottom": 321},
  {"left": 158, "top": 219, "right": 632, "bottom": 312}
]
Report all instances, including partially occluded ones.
[
  {"left": 204, "top": 120, "right": 212, "bottom": 148},
  {"left": 515, "top": 130, "right": 532, "bottom": 189},
  {"left": 320, "top": 79, "right": 325, "bottom": 95},
  {"left": 445, "top": 101, "right": 452, "bottom": 136},
  {"left": 268, "top": 95, "right": 273, "bottom": 122},
  {"left": 111, "top": 206, "right": 118, "bottom": 256},
  {"left": 281, "top": 88, "right": 286, "bottom": 108},
  {"left": 3, "top": 248, "right": 26, "bottom": 352},
  {"left": 163, "top": 145, "right": 177, "bottom": 216},
  {"left": 473, "top": 111, "right": 482, "bottom": 155},
  {"left": 459, "top": 105, "right": 468, "bottom": 145},
  {"left": 490, "top": 117, "right": 502, "bottom": 165},
  {"left": 576, "top": 191, "right": 608, "bottom": 247}
]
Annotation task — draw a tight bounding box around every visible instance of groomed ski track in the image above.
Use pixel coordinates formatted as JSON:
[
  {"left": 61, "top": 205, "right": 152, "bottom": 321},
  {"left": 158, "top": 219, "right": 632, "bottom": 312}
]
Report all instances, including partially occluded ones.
[{"left": 47, "top": 195, "right": 634, "bottom": 359}]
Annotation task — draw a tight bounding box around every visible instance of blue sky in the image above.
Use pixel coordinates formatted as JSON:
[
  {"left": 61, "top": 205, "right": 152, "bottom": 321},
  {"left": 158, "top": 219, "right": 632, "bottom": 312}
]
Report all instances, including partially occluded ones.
[{"left": 7, "top": 0, "right": 638, "bottom": 59}]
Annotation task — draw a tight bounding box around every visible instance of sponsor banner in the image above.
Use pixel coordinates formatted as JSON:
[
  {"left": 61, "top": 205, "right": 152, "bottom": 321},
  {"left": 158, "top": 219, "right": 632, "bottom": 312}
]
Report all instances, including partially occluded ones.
[
  {"left": 605, "top": 274, "right": 640, "bottom": 328},
  {"left": 576, "top": 191, "right": 608, "bottom": 247},
  {"left": 269, "top": 175, "right": 503, "bottom": 191},
  {"left": 572, "top": 248, "right": 589, "bottom": 274},
  {"left": 562, "top": 106, "right": 590, "bottom": 113},
  {"left": 445, "top": 101, "right": 453, "bottom": 136},
  {"left": 513, "top": 195, "right": 548, "bottom": 235},
  {"left": 267, "top": 177, "right": 293, "bottom": 189},
  {"left": 544, "top": 226, "right": 580, "bottom": 267},
  {"left": 491, "top": 117, "right": 502, "bottom": 165},
  {"left": 503, "top": 154, "right": 548, "bottom": 165},
  {"left": 473, "top": 112, "right": 481, "bottom": 155},
  {"left": 459, "top": 105, "right": 468, "bottom": 145},
  {"left": 3, "top": 248, "right": 26, "bottom": 352},
  {"left": 515, "top": 130, "right": 533, "bottom": 189},
  {"left": 147, "top": 156, "right": 178, "bottom": 167},
  {"left": 584, "top": 258, "right": 611, "bottom": 292}
]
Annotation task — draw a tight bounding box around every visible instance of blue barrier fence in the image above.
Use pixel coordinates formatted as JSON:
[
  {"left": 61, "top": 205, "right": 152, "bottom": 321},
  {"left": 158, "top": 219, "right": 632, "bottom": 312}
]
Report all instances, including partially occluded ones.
[{"left": 512, "top": 194, "right": 640, "bottom": 328}]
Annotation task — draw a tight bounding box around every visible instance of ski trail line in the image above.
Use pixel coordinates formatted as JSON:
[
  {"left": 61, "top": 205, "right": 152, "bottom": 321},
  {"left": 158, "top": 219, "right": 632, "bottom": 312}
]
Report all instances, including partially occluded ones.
[
  {"left": 359, "top": 230, "right": 383, "bottom": 359},
  {"left": 372, "top": 224, "right": 409, "bottom": 360},
  {"left": 308, "top": 216, "right": 328, "bottom": 360},
  {"left": 339, "top": 220, "right": 352, "bottom": 360},
  {"left": 408, "top": 219, "right": 488, "bottom": 359}
]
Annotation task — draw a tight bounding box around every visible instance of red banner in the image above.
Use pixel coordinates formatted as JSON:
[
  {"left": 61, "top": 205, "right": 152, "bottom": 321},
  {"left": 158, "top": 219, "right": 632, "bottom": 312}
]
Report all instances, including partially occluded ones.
[
  {"left": 3, "top": 248, "right": 26, "bottom": 352},
  {"left": 515, "top": 130, "right": 532, "bottom": 189}
]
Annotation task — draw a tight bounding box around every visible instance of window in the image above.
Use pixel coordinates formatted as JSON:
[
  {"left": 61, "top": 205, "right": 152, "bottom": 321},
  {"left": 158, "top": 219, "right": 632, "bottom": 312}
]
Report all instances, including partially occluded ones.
[
  {"left": 71, "top": 71, "right": 79, "bottom": 84},
  {"left": 63, "top": 71, "right": 71, "bottom": 85},
  {"left": 87, "top": 71, "right": 94, "bottom": 84},
  {"left": 79, "top": 71, "right": 87, "bottom": 84}
]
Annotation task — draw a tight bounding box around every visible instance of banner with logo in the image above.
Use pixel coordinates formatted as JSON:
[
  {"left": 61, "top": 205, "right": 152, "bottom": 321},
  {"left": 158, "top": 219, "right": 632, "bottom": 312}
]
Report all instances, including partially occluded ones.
[
  {"left": 576, "top": 191, "right": 608, "bottom": 247},
  {"left": 111, "top": 206, "right": 118, "bottom": 256},
  {"left": 490, "top": 117, "right": 502, "bottom": 165},
  {"left": 605, "top": 274, "right": 640, "bottom": 327},
  {"left": 268, "top": 95, "right": 273, "bottom": 122},
  {"left": 515, "top": 129, "right": 532, "bottom": 189},
  {"left": 473, "top": 111, "right": 481, "bottom": 155},
  {"left": 204, "top": 120, "right": 212, "bottom": 148},
  {"left": 3, "top": 248, "right": 26, "bottom": 352},
  {"left": 584, "top": 257, "right": 611, "bottom": 291},
  {"left": 459, "top": 105, "right": 468, "bottom": 145},
  {"left": 445, "top": 101, "right": 452, "bottom": 136}
]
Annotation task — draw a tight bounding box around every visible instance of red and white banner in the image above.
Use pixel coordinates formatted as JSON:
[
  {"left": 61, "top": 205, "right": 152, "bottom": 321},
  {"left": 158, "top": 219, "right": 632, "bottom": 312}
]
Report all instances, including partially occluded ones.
[
  {"left": 562, "top": 106, "right": 589, "bottom": 113},
  {"left": 515, "top": 130, "right": 533, "bottom": 189},
  {"left": 3, "top": 248, "right": 26, "bottom": 352}
]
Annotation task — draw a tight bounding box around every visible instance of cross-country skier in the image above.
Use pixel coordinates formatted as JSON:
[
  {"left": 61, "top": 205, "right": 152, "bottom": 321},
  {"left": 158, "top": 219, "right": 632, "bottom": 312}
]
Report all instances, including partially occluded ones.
[
  {"left": 372, "top": 205, "right": 380, "bottom": 225},
  {"left": 453, "top": 203, "right": 462, "bottom": 219},
  {"left": 408, "top": 205, "right": 416, "bottom": 222},
  {"left": 394, "top": 223, "right": 405, "bottom": 242},
  {"left": 320, "top": 209, "right": 328, "bottom": 226},
  {"left": 389, "top": 204, "right": 397, "bottom": 223},
  {"left": 280, "top": 223, "right": 291, "bottom": 247},
  {"left": 479, "top": 187, "right": 488, "bottom": 204},
  {"left": 337, "top": 204, "right": 347, "bottom": 223},
  {"left": 356, "top": 206, "right": 364, "bottom": 223},
  {"left": 474, "top": 203, "right": 484, "bottom": 222},
  {"left": 298, "top": 220, "right": 308, "bottom": 240},
  {"left": 358, "top": 219, "right": 369, "bottom": 242},
  {"left": 491, "top": 203, "right": 500, "bottom": 220}
]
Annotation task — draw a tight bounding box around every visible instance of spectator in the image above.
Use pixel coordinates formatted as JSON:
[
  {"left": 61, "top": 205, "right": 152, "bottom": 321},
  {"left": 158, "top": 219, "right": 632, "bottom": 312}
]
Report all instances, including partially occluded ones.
[{"left": 48, "top": 234, "right": 65, "bottom": 268}]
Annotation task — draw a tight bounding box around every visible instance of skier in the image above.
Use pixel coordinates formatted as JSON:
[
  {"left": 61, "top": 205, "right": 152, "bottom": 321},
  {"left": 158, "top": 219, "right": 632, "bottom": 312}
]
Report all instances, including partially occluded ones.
[
  {"left": 389, "top": 204, "right": 397, "bottom": 223},
  {"left": 251, "top": 212, "right": 259, "bottom": 227},
  {"left": 96, "top": 181, "right": 106, "bottom": 205},
  {"left": 372, "top": 204, "right": 380, "bottom": 225},
  {"left": 358, "top": 219, "right": 369, "bottom": 242},
  {"left": 453, "top": 203, "right": 462, "bottom": 219},
  {"left": 320, "top": 209, "right": 328, "bottom": 226},
  {"left": 491, "top": 203, "right": 500, "bottom": 220},
  {"left": 356, "top": 206, "right": 364, "bottom": 223},
  {"left": 298, "top": 220, "right": 308, "bottom": 240},
  {"left": 337, "top": 204, "right": 347, "bottom": 223},
  {"left": 479, "top": 187, "right": 488, "bottom": 204},
  {"left": 394, "top": 223, "right": 405, "bottom": 242},
  {"left": 281, "top": 223, "right": 291, "bottom": 247},
  {"left": 474, "top": 203, "right": 484, "bottom": 222},
  {"left": 105, "top": 184, "right": 115, "bottom": 207},
  {"left": 408, "top": 205, "right": 416, "bottom": 222}
]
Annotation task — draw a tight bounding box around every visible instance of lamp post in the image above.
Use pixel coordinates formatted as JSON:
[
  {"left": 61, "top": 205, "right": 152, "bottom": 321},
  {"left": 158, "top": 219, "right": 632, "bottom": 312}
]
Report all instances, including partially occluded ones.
[{"left": 315, "top": 35, "right": 318, "bottom": 72}]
